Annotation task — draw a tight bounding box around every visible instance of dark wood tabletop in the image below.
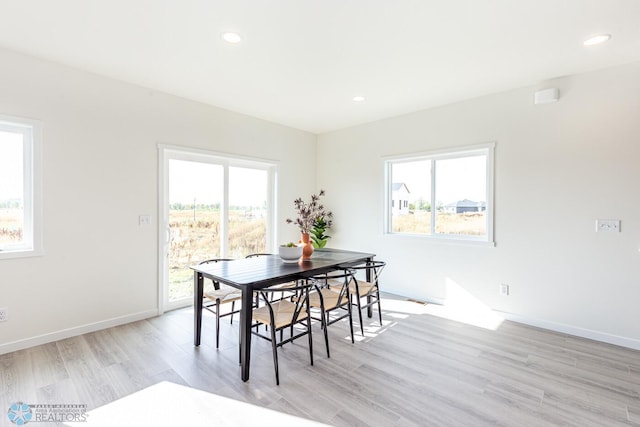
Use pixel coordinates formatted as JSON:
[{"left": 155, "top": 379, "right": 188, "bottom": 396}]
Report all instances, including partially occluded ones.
[{"left": 191, "top": 248, "right": 376, "bottom": 289}]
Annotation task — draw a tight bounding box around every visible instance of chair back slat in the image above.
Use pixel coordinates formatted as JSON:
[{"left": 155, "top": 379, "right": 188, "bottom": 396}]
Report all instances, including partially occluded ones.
[
  {"left": 343, "top": 260, "right": 385, "bottom": 284},
  {"left": 245, "top": 253, "right": 273, "bottom": 258},
  {"left": 198, "top": 258, "right": 235, "bottom": 290}
]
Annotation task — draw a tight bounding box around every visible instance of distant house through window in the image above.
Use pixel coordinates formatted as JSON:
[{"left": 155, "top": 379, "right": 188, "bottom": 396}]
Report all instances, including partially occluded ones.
[
  {"left": 444, "top": 199, "right": 486, "bottom": 214},
  {"left": 392, "top": 183, "right": 410, "bottom": 215},
  {"left": 384, "top": 143, "right": 495, "bottom": 243}
]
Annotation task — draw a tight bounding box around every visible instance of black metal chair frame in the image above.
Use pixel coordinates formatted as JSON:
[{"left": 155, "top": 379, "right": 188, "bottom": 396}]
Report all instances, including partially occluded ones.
[
  {"left": 251, "top": 281, "right": 314, "bottom": 385},
  {"left": 246, "top": 253, "right": 299, "bottom": 303},
  {"left": 245, "top": 253, "right": 274, "bottom": 258},
  {"left": 308, "top": 269, "right": 356, "bottom": 358},
  {"left": 198, "top": 258, "right": 241, "bottom": 349},
  {"left": 339, "top": 260, "right": 386, "bottom": 336}
]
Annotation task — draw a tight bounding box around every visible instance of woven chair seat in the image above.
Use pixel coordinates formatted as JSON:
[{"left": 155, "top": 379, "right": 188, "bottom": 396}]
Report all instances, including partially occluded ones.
[
  {"left": 270, "top": 281, "right": 299, "bottom": 290},
  {"left": 347, "top": 280, "right": 376, "bottom": 296},
  {"left": 326, "top": 279, "right": 375, "bottom": 296},
  {"left": 204, "top": 286, "right": 242, "bottom": 303},
  {"left": 253, "top": 300, "right": 309, "bottom": 329},
  {"left": 307, "top": 288, "right": 345, "bottom": 311},
  {"left": 324, "top": 279, "right": 344, "bottom": 292}
]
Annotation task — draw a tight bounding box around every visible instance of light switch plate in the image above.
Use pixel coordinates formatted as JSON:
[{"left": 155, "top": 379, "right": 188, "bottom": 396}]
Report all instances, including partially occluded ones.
[
  {"left": 139, "top": 215, "right": 151, "bottom": 226},
  {"left": 595, "top": 219, "right": 620, "bottom": 232}
]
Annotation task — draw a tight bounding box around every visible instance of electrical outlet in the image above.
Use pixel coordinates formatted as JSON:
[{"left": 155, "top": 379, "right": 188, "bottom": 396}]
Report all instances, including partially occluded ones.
[
  {"left": 596, "top": 219, "right": 620, "bottom": 233},
  {"left": 0, "top": 307, "right": 8, "bottom": 322},
  {"left": 499, "top": 284, "right": 509, "bottom": 296}
]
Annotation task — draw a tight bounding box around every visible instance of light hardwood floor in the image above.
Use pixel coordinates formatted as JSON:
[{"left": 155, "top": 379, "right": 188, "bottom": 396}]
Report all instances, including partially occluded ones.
[{"left": 2, "top": 296, "right": 640, "bottom": 426}]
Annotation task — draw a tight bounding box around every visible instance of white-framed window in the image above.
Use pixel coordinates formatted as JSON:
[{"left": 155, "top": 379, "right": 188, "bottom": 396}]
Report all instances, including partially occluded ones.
[
  {"left": 0, "top": 115, "right": 43, "bottom": 259},
  {"left": 384, "top": 142, "right": 495, "bottom": 244}
]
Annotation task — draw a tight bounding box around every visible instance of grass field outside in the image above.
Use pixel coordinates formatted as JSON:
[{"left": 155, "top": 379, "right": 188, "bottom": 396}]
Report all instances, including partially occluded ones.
[
  {"left": 392, "top": 210, "right": 485, "bottom": 236},
  {"left": 0, "top": 208, "right": 23, "bottom": 245},
  {"left": 168, "top": 207, "right": 266, "bottom": 301}
]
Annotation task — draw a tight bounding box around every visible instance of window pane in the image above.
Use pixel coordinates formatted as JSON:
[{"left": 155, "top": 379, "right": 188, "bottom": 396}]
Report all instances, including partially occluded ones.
[
  {"left": 390, "top": 160, "right": 432, "bottom": 234},
  {"left": 0, "top": 130, "right": 25, "bottom": 247},
  {"left": 435, "top": 155, "right": 486, "bottom": 236},
  {"left": 168, "top": 159, "right": 223, "bottom": 302},
  {"left": 228, "top": 167, "right": 267, "bottom": 258}
]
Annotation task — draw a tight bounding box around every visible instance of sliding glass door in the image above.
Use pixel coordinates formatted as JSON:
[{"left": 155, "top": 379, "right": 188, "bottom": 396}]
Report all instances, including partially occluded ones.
[
  {"left": 228, "top": 166, "right": 268, "bottom": 258},
  {"left": 159, "top": 146, "right": 275, "bottom": 311},
  {"left": 167, "top": 159, "right": 223, "bottom": 303}
]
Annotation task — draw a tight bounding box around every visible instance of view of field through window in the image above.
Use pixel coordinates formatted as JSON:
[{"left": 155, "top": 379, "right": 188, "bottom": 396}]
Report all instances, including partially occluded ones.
[
  {"left": 390, "top": 154, "right": 487, "bottom": 237},
  {"left": 168, "top": 160, "right": 267, "bottom": 302},
  {"left": 0, "top": 130, "right": 25, "bottom": 247},
  {"left": 0, "top": 208, "right": 23, "bottom": 245}
]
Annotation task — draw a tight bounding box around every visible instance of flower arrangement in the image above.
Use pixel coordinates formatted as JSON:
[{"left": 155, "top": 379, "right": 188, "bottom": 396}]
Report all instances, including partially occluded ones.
[{"left": 286, "top": 190, "right": 333, "bottom": 235}]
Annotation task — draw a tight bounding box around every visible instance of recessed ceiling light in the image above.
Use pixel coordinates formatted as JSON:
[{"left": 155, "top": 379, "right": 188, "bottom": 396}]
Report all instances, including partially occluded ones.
[
  {"left": 583, "top": 33, "right": 611, "bottom": 46},
  {"left": 352, "top": 96, "right": 365, "bottom": 102},
  {"left": 221, "top": 32, "right": 242, "bottom": 44}
]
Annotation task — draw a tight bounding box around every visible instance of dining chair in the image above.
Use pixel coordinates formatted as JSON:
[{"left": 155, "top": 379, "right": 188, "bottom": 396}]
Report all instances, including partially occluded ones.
[
  {"left": 199, "top": 258, "right": 242, "bottom": 349},
  {"left": 306, "top": 269, "right": 356, "bottom": 358},
  {"left": 245, "top": 253, "right": 273, "bottom": 258},
  {"left": 251, "top": 280, "right": 314, "bottom": 385},
  {"left": 246, "top": 253, "right": 299, "bottom": 302},
  {"left": 338, "top": 261, "right": 386, "bottom": 336}
]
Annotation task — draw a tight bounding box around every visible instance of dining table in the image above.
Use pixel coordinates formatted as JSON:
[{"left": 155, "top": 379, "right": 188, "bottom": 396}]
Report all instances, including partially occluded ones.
[{"left": 190, "top": 248, "right": 376, "bottom": 381}]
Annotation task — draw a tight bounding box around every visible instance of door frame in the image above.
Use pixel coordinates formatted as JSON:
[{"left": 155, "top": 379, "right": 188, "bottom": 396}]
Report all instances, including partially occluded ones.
[{"left": 157, "top": 144, "right": 278, "bottom": 314}]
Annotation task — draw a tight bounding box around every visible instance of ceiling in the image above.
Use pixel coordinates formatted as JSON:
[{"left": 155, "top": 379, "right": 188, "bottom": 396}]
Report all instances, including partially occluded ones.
[{"left": 0, "top": 1, "right": 638, "bottom": 134}]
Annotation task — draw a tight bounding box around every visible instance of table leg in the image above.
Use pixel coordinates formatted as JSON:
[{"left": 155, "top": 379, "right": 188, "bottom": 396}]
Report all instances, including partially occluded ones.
[
  {"left": 194, "top": 272, "right": 204, "bottom": 346},
  {"left": 366, "top": 258, "right": 373, "bottom": 318},
  {"left": 239, "top": 287, "right": 254, "bottom": 382}
]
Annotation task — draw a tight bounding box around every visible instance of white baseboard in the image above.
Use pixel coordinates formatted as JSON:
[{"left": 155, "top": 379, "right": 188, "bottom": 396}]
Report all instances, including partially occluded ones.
[
  {"left": 5, "top": 295, "right": 639, "bottom": 356},
  {"left": 497, "top": 310, "right": 640, "bottom": 351},
  {"left": 0, "top": 309, "right": 158, "bottom": 355},
  {"left": 381, "top": 290, "right": 640, "bottom": 351}
]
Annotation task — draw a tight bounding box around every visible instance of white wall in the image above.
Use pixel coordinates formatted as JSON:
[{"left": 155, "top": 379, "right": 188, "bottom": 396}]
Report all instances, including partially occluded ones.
[
  {"left": 0, "top": 48, "right": 316, "bottom": 352},
  {"left": 318, "top": 62, "right": 640, "bottom": 348},
  {"left": 2, "top": 46, "right": 639, "bottom": 353}
]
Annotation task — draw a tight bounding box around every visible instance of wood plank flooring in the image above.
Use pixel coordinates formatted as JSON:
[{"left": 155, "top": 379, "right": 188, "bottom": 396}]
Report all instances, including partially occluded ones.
[{"left": 2, "top": 295, "right": 640, "bottom": 426}]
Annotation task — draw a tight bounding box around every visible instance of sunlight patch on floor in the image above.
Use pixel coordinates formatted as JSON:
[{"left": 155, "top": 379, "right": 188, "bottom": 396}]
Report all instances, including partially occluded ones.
[
  {"left": 423, "top": 277, "right": 504, "bottom": 330},
  {"left": 65, "top": 381, "right": 329, "bottom": 426},
  {"left": 386, "top": 312, "right": 409, "bottom": 319},
  {"left": 346, "top": 319, "right": 396, "bottom": 342},
  {"left": 379, "top": 298, "right": 431, "bottom": 315}
]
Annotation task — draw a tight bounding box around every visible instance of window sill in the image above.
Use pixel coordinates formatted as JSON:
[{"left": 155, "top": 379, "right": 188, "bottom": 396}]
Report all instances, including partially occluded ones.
[
  {"left": 384, "top": 232, "right": 496, "bottom": 248},
  {"left": 0, "top": 248, "right": 45, "bottom": 260}
]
